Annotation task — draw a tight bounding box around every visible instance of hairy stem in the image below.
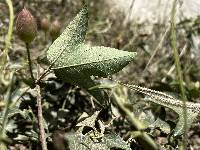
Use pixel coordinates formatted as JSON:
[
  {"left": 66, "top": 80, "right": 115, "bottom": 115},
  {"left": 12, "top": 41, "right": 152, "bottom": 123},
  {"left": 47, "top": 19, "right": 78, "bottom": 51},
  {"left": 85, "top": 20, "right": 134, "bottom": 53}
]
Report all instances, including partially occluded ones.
[{"left": 36, "top": 65, "right": 47, "bottom": 150}]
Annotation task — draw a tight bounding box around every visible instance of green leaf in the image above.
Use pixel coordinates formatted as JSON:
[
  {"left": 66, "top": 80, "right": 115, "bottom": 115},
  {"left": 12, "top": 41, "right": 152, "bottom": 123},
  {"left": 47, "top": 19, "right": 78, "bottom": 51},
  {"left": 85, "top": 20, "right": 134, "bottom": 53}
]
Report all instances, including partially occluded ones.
[
  {"left": 150, "top": 118, "right": 171, "bottom": 134},
  {"left": 46, "top": 5, "right": 136, "bottom": 104},
  {"left": 47, "top": 5, "right": 88, "bottom": 64},
  {"left": 66, "top": 111, "right": 130, "bottom": 150},
  {"left": 76, "top": 111, "right": 100, "bottom": 131},
  {"left": 143, "top": 97, "right": 199, "bottom": 136},
  {"left": 103, "top": 133, "right": 131, "bottom": 150},
  {"left": 172, "top": 108, "right": 199, "bottom": 136},
  {"left": 65, "top": 131, "right": 131, "bottom": 150},
  {"left": 121, "top": 83, "right": 200, "bottom": 136},
  {"left": 53, "top": 44, "right": 136, "bottom": 78},
  {"left": 92, "top": 81, "right": 200, "bottom": 136}
]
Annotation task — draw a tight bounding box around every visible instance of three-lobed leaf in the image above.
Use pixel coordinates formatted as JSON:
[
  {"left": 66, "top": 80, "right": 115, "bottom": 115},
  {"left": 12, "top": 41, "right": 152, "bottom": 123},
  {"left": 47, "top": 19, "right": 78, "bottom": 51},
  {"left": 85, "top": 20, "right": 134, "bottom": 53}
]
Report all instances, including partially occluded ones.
[{"left": 46, "top": 5, "right": 136, "bottom": 103}]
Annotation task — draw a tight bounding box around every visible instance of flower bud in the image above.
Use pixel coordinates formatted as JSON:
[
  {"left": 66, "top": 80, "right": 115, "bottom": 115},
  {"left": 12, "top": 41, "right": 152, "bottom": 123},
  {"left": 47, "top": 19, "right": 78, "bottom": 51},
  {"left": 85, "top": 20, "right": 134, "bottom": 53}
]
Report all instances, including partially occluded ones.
[
  {"left": 50, "top": 20, "right": 61, "bottom": 40},
  {"left": 41, "top": 18, "right": 50, "bottom": 32},
  {"left": 16, "top": 7, "right": 37, "bottom": 43}
]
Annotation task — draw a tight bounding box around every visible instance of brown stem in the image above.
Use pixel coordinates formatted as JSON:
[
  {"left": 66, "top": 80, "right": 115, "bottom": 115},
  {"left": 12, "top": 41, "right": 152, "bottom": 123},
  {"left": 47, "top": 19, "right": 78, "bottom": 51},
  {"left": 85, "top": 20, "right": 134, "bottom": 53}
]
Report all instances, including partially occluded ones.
[
  {"left": 36, "top": 64, "right": 47, "bottom": 150},
  {"left": 35, "top": 39, "right": 68, "bottom": 84}
]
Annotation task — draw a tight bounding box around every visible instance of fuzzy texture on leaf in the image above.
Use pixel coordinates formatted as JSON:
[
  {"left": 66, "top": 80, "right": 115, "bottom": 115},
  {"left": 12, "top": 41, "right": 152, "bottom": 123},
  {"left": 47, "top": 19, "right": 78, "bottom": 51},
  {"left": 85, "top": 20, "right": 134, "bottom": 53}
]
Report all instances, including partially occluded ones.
[
  {"left": 47, "top": 5, "right": 136, "bottom": 103},
  {"left": 65, "top": 132, "right": 131, "bottom": 150}
]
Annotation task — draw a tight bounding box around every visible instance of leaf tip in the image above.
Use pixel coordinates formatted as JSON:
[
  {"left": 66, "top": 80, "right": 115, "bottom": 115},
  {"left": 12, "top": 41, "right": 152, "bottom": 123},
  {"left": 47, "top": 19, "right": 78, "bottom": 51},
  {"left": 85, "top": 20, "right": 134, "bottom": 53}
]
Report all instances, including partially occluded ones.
[{"left": 80, "top": 3, "right": 89, "bottom": 18}]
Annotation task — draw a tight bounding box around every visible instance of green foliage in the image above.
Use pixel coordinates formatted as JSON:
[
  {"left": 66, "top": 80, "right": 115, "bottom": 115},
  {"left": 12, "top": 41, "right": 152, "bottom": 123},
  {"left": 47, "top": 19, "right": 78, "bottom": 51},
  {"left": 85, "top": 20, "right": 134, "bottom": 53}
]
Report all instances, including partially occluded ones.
[
  {"left": 139, "top": 93, "right": 199, "bottom": 137},
  {"left": 65, "top": 132, "right": 131, "bottom": 150},
  {"left": 65, "top": 111, "right": 131, "bottom": 150},
  {"left": 92, "top": 81, "right": 200, "bottom": 136},
  {"left": 150, "top": 118, "right": 171, "bottom": 134},
  {"left": 47, "top": 5, "right": 136, "bottom": 103},
  {"left": 137, "top": 111, "right": 171, "bottom": 134},
  {"left": 125, "top": 83, "right": 200, "bottom": 136}
]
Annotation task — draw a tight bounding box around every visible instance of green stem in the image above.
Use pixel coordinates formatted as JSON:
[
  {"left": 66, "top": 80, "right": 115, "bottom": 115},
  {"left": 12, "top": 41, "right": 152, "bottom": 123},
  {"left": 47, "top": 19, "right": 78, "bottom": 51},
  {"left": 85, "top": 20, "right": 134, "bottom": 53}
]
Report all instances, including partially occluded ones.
[
  {"left": 5, "top": 0, "right": 14, "bottom": 51},
  {"left": 171, "top": 0, "right": 187, "bottom": 149},
  {"left": 0, "top": 0, "right": 14, "bottom": 70},
  {"left": 26, "top": 43, "right": 35, "bottom": 87},
  {"left": 113, "top": 91, "right": 158, "bottom": 150},
  {"left": 0, "top": 0, "right": 14, "bottom": 147}
]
